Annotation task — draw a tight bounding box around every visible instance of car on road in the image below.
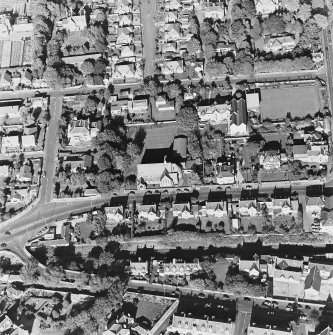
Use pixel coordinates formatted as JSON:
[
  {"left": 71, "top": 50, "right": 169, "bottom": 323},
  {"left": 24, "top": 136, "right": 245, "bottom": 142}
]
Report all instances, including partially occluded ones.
[
  {"left": 4, "top": 231, "right": 10, "bottom": 236},
  {"left": 42, "top": 171, "right": 46, "bottom": 178},
  {"left": 0, "top": 243, "right": 6, "bottom": 247}
]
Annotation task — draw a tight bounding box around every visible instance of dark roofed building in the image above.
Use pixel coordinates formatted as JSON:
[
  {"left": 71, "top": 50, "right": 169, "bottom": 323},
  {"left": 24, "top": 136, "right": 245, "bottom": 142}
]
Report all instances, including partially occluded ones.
[
  {"left": 304, "top": 265, "right": 321, "bottom": 293},
  {"left": 229, "top": 96, "right": 248, "bottom": 136}
]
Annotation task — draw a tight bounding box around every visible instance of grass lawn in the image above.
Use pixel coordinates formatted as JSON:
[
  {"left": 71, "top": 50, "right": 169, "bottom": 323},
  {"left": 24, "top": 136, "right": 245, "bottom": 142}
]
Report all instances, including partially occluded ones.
[
  {"left": 261, "top": 85, "right": 320, "bottom": 120},
  {"left": 136, "top": 300, "right": 166, "bottom": 322},
  {"left": 212, "top": 259, "right": 230, "bottom": 284}
]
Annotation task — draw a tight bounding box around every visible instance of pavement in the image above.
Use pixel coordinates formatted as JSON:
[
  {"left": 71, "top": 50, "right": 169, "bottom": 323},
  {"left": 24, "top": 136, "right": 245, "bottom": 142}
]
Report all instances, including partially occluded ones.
[
  {"left": 322, "top": 28, "right": 333, "bottom": 140},
  {"left": 141, "top": 0, "right": 157, "bottom": 77}
]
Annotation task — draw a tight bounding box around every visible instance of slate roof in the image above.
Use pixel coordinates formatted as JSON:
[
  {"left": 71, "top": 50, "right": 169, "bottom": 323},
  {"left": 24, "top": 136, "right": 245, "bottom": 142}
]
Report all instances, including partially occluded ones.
[
  {"left": 304, "top": 265, "right": 321, "bottom": 292},
  {"left": 230, "top": 97, "right": 247, "bottom": 126}
]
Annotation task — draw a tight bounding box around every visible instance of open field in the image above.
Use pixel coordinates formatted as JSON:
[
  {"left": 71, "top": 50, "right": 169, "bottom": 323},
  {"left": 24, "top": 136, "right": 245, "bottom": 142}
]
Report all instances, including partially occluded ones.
[{"left": 260, "top": 85, "right": 320, "bottom": 120}]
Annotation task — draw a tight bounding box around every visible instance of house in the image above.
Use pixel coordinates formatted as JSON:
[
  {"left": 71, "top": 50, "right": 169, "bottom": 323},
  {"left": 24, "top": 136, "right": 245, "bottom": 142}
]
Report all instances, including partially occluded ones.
[
  {"left": 247, "top": 325, "right": 293, "bottom": 334},
  {"left": 84, "top": 188, "right": 100, "bottom": 197},
  {"left": 259, "top": 152, "right": 281, "bottom": 170},
  {"left": 164, "top": 0, "right": 182, "bottom": 11},
  {"left": 110, "top": 97, "right": 129, "bottom": 116},
  {"left": 229, "top": 97, "right": 248, "bottom": 136},
  {"left": 197, "top": 103, "right": 230, "bottom": 125},
  {"left": 264, "top": 34, "right": 296, "bottom": 53},
  {"left": 272, "top": 268, "right": 303, "bottom": 299},
  {"left": 120, "top": 45, "right": 135, "bottom": 59},
  {"left": 0, "top": 315, "right": 15, "bottom": 334},
  {"left": 58, "top": 15, "right": 87, "bottom": 32},
  {"left": 239, "top": 259, "right": 260, "bottom": 277},
  {"left": 1, "top": 136, "right": 20, "bottom": 154},
  {"left": 7, "top": 188, "right": 33, "bottom": 205},
  {"left": 172, "top": 202, "right": 195, "bottom": 219},
  {"left": 255, "top": 0, "right": 279, "bottom": 16},
  {"left": 156, "top": 95, "right": 175, "bottom": 113},
  {"left": 130, "top": 261, "right": 148, "bottom": 277},
  {"left": 21, "top": 135, "right": 35, "bottom": 150},
  {"left": 0, "top": 165, "right": 9, "bottom": 177},
  {"left": 62, "top": 54, "right": 101, "bottom": 69},
  {"left": 63, "top": 155, "right": 91, "bottom": 172},
  {"left": 137, "top": 204, "right": 159, "bottom": 221},
  {"left": 200, "top": 201, "right": 228, "bottom": 217},
  {"left": 105, "top": 206, "right": 124, "bottom": 223},
  {"left": 202, "top": 0, "right": 226, "bottom": 20},
  {"left": 16, "top": 164, "right": 32, "bottom": 182},
  {"left": 137, "top": 162, "right": 182, "bottom": 189},
  {"left": 216, "top": 168, "right": 235, "bottom": 185},
  {"left": 168, "top": 315, "right": 234, "bottom": 335},
  {"left": 272, "top": 198, "right": 298, "bottom": 216},
  {"left": 119, "top": 14, "right": 133, "bottom": 27},
  {"left": 0, "top": 71, "right": 12, "bottom": 89},
  {"left": 306, "top": 196, "right": 325, "bottom": 219},
  {"left": 164, "top": 23, "right": 181, "bottom": 41},
  {"left": 158, "top": 259, "right": 202, "bottom": 277},
  {"left": 22, "top": 69, "right": 33, "bottom": 86},
  {"left": 161, "top": 60, "right": 184, "bottom": 75},
  {"left": 115, "top": 0, "right": 133, "bottom": 14},
  {"left": 239, "top": 200, "right": 258, "bottom": 216},
  {"left": 215, "top": 42, "right": 236, "bottom": 55},
  {"left": 68, "top": 120, "right": 97, "bottom": 147},
  {"left": 116, "top": 27, "right": 133, "bottom": 45},
  {"left": 127, "top": 99, "right": 149, "bottom": 119},
  {"left": 113, "top": 63, "right": 136, "bottom": 80}
]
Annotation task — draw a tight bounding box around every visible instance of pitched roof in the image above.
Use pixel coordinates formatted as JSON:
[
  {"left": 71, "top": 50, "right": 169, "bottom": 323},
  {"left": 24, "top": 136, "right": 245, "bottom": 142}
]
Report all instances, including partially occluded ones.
[
  {"left": 304, "top": 265, "right": 321, "bottom": 292},
  {"left": 306, "top": 196, "right": 325, "bottom": 207},
  {"left": 230, "top": 97, "right": 247, "bottom": 126}
]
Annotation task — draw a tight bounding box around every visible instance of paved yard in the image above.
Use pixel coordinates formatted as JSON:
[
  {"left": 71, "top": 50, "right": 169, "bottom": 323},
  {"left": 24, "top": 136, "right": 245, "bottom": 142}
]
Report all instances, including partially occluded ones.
[{"left": 260, "top": 85, "right": 321, "bottom": 120}]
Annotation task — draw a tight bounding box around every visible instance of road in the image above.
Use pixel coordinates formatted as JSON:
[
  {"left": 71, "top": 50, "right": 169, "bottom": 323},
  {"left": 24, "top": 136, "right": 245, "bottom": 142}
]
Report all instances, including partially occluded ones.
[
  {"left": 141, "top": 0, "right": 157, "bottom": 77},
  {"left": 322, "top": 28, "right": 333, "bottom": 141},
  {"left": 39, "top": 97, "right": 62, "bottom": 204}
]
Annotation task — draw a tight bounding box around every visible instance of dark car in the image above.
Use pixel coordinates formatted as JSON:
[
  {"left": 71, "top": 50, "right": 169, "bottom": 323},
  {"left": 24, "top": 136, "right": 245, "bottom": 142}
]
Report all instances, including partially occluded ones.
[{"left": 0, "top": 243, "right": 7, "bottom": 247}]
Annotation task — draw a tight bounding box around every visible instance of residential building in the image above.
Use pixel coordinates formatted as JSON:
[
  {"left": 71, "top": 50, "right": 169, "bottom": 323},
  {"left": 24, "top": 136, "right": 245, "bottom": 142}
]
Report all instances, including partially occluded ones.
[
  {"left": 165, "top": 0, "right": 182, "bottom": 11},
  {"left": 127, "top": 98, "right": 148, "bottom": 119},
  {"left": 158, "top": 259, "right": 202, "bottom": 277},
  {"left": 67, "top": 119, "right": 98, "bottom": 147},
  {"left": 0, "top": 165, "right": 9, "bottom": 177},
  {"left": 259, "top": 152, "right": 281, "bottom": 170},
  {"left": 62, "top": 53, "right": 101, "bottom": 69},
  {"left": 21, "top": 134, "right": 35, "bottom": 150},
  {"left": 272, "top": 198, "right": 298, "bottom": 216},
  {"left": 216, "top": 168, "right": 235, "bottom": 185},
  {"left": 272, "top": 268, "right": 304, "bottom": 299},
  {"left": 137, "top": 204, "right": 159, "bottom": 221},
  {"left": 293, "top": 144, "right": 308, "bottom": 161},
  {"left": 264, "top": 35, "right": 296, "bottom": 53},
  {"left": 200, "top": 201, "right": 228, "bottom": 217},
  {"left": 156, "top": 95, "right": 175, "bottom": 113},
  {"left": 168, "top": 315, "right": 234, "bottom": 335},
  {"left": 197, "top": 103, "right": 230, "bottom": 125},
  {"left": 161, "top": 60, "right": 184, "bottom": 75},
  {"left": 113, "top": 63, "right": 137, "bottom": 80},
  {"left": 105, "top": 206, "right": 124, "bottom": 223},
  {"left": 172, "top": 202, "right": 196, "bottom": 219},
  {"left": 215, "top": 42, "right": 236, "bottom": 55},
  {"left": 1, "top": 135, "right": 20, "bottom": 154},
  {"left": 306, "top": 196, "right": 325, "bottom": 219},
  {"left": 255, "top": 0, "right": 279, "bottom": 16},
  {"left": 239, "top": 259, "right": 260, "bottom": 277},
  {"left": 239, "top": 200, "right": 258, "bottom": 216},
  {"left": 137, "top": 162, "right": 182, "bottom": 189},
  {"left": 247, "top": 325, "right": 292, "bottom": 335},
  {"left": 229, "top": 97, "right": 248, "bottom": 136},
  {"left": 202, "top": 0, "right": 226, "bottom": 20},
  {"left": 16, "top": 164, "right": 32, "bottom": 182},
  {"left": 130, "top": 261, "right": 148, "bottom": 277},
  {"left": 57, "top": 15, "right": 87, "bottom": 32}
]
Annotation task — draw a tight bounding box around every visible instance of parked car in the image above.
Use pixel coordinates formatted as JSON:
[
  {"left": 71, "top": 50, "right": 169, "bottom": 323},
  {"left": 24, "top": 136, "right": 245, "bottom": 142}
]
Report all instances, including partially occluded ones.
[{"left": 0, "top": 243, "right": 6, "bottom": 247}]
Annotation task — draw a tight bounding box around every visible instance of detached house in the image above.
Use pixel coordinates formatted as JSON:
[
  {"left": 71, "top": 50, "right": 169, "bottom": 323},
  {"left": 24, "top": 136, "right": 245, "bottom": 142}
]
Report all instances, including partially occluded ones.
[
  {"left": 115, "top": 0, "right": 133, "bottom": 14},
  {"left": 259, "top": 152, "right": 281, "bottom": 170},
  {"left": 117, "top": 27, "right": 133, "bottom": 45},
  {"left": 239, "top": 259, "right": 260, "bottom": 277},
  {"left": 1, "top": 135, "right": 20, "bottom": 154},
  {"left": 58, "top": 15, "right": 87, "bottom": 32},
  {"left": 255, "top": 0, "right": 279, "bottom": 16},
  {"left": 264, "top": 35, "right": 296, "bottom": 53},
  {"left": 161, "top": 60, "right": 184, "bottom": 75},
  {"left": 105, "top": 206, "right": 124, "bottom": 223},
  {"left": 164, "top": 23, "right": 182, "bottom": 42},
  {"left": 113, "top": 63, "right": 136, "bottom": 80},
  {"left": 67, "top": 120, "right": 98, "bottom": 147},
  {"left": 272, "top": 198, "right": 298, "bottom": 216},
  {"left": 127, "top": 98, "right": 149, "bottom": 119},
  {"left": 306, "top": 196, "right": 325, "bottom": 219},
  {"left": 165, "top": 0, "right": 182, "bottom": 11},
  {"left": 137, "top": 162, "right": 182, "bottom": 189},
  {"left": 197, "top": 103, "right": 230, "bottom": 126}
]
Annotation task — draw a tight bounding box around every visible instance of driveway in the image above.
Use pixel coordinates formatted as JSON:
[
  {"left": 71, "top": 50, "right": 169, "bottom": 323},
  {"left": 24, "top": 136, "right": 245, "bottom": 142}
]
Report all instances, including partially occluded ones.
[{"left": 141, "top": 0, "right": 157, "bottom": 77}]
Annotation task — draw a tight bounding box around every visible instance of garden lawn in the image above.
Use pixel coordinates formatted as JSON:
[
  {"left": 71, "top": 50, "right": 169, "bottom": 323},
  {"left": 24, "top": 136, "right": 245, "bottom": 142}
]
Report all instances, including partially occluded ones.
[{"left": 261, "top": 85, "right": 320, "bottom": 120}]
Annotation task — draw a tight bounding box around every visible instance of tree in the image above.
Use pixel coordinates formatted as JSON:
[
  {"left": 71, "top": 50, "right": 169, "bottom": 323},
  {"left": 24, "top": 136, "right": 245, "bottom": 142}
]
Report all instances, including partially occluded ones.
[
  {"left": 204, "top": 30, "right": 218, "bottom": 46},
  {"left": 229, "top": 20, "right": 246, "bottom": 41},
  {"left": 285, "top": 0, "right": 299, "bottom": 12},
  {"left": 188, "top": 15, "right": 199, "bottom": 34},
  {"left": 297, "top": 3, "right": 312, "bottom": 22},
  {"left": 165, "top": 81, "right": 182, "bottom": 99},
  {"left": 176, "top": 106, "right": 199, "bottom": 132},
  {"left": 313, "top": 14, "right": 328, "bottom": 28},
  {"left": 187, "top": 36, "right": 202, "bottom": 55},
  {"left": 80, "top": 59, "right": 95, "bottom": 76},
  {"left": 43, "top": 66, "right": 62, "bottom": 88},
  {"left": 205, "top": 61, "right": 228, "bottom": 79},
  {"left": 204, "top": 43, "right": 216, "bottom": 61},
  {"left": 250, "top": 17, "right": 263, "bottom": 41},
  {"left": 263, "top": 15, "right": 286, "bottom": 35}
]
